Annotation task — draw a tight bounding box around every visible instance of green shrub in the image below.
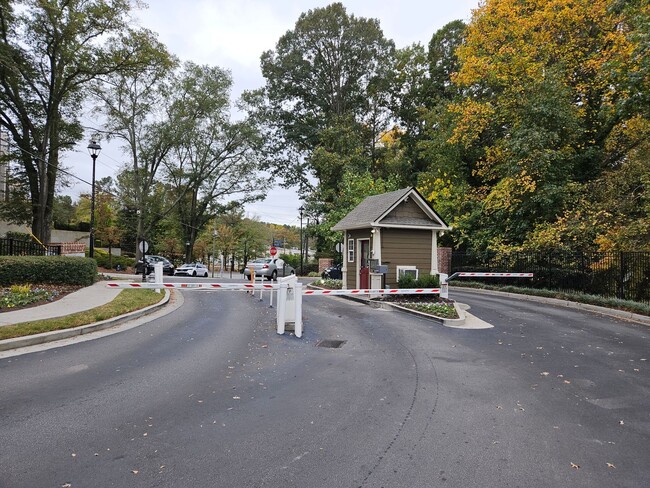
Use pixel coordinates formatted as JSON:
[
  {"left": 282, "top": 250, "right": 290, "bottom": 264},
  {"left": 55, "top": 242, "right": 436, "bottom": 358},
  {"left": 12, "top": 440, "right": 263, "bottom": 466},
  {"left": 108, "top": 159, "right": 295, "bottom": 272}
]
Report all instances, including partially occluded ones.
[
  {"left": 5, "top": 232, "right": 32, "bottom": 241},
  {"left": 319, "top": 278, "right": 343, "bottom": 289},
  {"left": 0, "top": 256, "right": 97, "bottom": 286},
  {"left": 279, "top": 253, "right": 299, "bottom": 269},
  {"left": 398, "top": 273, "right": 417, "bottom": 288},
  {"left": 416, "top": 273, "right": 440, "bottom": 288},
  {"left": 398, "top": 273, "right": 441, "bottom": 288},
  {"left": 91, "top": 248, "right": 134, "bottom": 270}
]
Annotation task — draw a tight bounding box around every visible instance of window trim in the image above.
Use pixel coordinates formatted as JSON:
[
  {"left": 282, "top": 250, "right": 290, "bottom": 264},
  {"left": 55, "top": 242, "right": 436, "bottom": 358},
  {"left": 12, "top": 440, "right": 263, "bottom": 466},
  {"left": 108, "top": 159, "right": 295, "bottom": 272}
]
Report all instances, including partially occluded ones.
[
  {"left": 347, "top": 238, "right": 354, "bottom": 263},
  {"left": 396, "top": 266, "right": 418, "bottom": 280}
]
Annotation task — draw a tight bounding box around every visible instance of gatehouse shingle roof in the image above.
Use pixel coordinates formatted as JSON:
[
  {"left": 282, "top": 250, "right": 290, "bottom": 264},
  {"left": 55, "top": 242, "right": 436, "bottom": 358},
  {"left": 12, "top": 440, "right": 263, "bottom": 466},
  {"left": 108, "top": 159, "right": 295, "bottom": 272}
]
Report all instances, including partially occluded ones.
[{"left": 331, "top": 187, "right": 449, "bottom": 231}]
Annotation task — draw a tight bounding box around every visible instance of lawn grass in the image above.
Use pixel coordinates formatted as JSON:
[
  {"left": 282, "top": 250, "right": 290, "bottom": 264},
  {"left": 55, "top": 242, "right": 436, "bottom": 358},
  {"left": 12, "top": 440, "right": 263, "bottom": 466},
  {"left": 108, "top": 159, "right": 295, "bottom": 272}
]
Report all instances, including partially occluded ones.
[{"left": 0, "top": 289, "right": 165, "bottom": 341}]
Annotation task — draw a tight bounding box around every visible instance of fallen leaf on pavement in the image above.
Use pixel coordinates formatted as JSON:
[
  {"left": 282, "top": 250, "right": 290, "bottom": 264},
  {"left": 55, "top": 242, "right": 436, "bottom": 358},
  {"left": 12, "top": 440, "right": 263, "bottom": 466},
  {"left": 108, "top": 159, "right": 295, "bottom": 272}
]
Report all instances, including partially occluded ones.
[{"left": 570, "top": 462, "right": 580, "bottom": 469}]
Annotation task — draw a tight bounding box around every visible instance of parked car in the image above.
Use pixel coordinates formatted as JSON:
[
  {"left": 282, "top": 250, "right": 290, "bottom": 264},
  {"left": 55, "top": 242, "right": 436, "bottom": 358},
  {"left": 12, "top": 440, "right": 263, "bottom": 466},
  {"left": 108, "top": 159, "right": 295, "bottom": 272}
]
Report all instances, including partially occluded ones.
[
  {"left": 174, "top": 262, "right": 209, "bottom": 277},
  {"left": 321, "top": 263, "right": 342, "bottom": 280},
  {"left": 134, "top": 255, "right": 175, "bottom": 275},
  {"left": 243, "top": 258, "right": 295, "bottom": 281}
]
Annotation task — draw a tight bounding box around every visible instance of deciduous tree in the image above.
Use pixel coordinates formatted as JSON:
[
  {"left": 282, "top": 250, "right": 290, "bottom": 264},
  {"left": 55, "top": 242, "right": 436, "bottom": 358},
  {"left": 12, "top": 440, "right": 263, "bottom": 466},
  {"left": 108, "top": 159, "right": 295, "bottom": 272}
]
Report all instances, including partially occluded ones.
[{"left": 0, "top": 0, "right": 164, "bottom": 243}]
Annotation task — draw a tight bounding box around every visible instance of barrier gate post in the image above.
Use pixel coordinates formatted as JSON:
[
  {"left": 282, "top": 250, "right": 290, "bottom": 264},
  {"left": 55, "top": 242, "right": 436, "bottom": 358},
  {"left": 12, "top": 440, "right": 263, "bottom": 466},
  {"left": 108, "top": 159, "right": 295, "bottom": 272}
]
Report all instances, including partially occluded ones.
[
  {"left": 439, "top": 273, "right": 449, "bottom": 299},
  {"left": 154, "top": 262, "right": 163, "bottom": 293},
  {"left": 294, "top": 282, "right": 303, "bottom": 338},
  {"left": 276, "top": 282, "right": 288, "bottom": 335}
]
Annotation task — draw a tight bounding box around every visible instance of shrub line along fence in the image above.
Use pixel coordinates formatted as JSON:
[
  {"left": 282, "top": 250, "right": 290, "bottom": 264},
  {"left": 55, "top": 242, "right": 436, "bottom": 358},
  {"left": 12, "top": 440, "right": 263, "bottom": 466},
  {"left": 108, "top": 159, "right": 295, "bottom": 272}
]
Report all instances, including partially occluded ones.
[
  {"left": 450, "top": 251, "right": 650, "bottom": 305},
  {"left": 0, "top": 238, "right": 61, "bottom": 256}
]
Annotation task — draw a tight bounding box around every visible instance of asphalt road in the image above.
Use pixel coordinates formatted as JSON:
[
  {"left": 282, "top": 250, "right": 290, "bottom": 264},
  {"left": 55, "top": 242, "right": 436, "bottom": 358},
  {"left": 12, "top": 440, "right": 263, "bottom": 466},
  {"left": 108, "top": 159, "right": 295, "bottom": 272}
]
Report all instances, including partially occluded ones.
[{"left": 1, "top": 285, "right": 648, "bottom": 487}]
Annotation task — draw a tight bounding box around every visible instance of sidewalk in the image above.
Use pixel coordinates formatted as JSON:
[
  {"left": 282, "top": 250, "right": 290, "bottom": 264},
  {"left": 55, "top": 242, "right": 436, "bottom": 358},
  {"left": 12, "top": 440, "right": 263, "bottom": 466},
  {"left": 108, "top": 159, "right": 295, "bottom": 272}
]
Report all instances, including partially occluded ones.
[{"left": 0, "top": 281, "right": 123, "bottom": 327}]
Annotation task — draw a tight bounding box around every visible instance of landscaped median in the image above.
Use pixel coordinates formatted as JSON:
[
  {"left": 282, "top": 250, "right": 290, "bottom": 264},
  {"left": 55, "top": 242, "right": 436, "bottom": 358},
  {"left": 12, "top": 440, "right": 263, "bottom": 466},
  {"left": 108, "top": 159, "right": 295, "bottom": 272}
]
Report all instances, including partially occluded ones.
[
  {"left": 0, "top": 288, "right": 169, "bottom": 351},
  {"left": 309, "top": 279, "right": 466, "bottom": 327}
]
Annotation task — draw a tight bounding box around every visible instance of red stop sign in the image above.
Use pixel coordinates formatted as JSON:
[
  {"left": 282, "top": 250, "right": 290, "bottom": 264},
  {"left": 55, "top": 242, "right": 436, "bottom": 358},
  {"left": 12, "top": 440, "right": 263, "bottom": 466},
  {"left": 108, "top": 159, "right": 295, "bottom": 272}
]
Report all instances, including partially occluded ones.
[{"left": 270, "top": 246, "right": 277, "bottom": 256}]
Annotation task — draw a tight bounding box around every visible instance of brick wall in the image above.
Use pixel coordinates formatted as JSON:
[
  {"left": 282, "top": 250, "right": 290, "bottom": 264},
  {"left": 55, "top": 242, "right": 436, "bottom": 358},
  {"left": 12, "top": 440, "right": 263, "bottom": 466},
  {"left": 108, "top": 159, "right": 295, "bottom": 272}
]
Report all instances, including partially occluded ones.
[
  {"left": 50, "top": 242, "right": 86, "bottom": 255},
  {"left": 437, "top": 247, "right": 452, "bottom": 275},
  {"left": 319, "top": 258, "right": 333, "bottom": 273}
]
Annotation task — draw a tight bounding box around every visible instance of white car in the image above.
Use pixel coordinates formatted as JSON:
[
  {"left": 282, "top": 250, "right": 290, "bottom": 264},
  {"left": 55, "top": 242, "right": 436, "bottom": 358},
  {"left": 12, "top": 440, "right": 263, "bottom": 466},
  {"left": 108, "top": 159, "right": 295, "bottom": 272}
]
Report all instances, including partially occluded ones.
[
  {"left": 243, "top": 258, "right": 295, "bottom": 281},
  {"left": 174, "top": 262, "right": 209, "bottom": 277}
]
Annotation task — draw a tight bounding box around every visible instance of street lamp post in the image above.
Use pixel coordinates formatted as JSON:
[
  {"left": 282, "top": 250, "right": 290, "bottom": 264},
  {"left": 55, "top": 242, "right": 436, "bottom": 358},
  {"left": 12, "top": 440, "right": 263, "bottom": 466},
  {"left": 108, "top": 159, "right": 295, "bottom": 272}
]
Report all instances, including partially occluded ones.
[
  {"left": 299, "top": 205, "right": 304, "bottom": 276},
  {"left": 186, "top": 241, "right": 191, "bottom": 263},
  {"left": 87, "top": 140, "right": 101, "bottom": 258}
]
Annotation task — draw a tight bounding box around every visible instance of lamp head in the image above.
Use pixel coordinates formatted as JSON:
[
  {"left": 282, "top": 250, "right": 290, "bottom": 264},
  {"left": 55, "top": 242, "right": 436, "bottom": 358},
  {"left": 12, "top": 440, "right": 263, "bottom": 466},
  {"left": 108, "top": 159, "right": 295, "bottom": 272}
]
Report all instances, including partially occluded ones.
[{"left": 87, "top": 140, "right": 101, "bottom": 157}]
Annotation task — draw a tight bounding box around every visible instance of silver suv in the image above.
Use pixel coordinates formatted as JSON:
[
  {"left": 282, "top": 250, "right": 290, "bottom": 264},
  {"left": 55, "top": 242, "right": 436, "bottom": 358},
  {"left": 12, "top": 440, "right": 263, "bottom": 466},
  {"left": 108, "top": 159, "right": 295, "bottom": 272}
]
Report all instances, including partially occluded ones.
[{"left": 243, "top": 258, "right": 295, "bottom": 281}]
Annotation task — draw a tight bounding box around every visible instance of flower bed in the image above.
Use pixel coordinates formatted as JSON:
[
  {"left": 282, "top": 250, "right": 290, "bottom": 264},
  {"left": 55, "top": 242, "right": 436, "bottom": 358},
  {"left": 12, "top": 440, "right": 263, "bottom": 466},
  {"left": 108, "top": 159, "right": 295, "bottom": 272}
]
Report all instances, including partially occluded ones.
[
  {"left": 0, "top": 284, "right": 82, "bottom": 311},
  {"left": 312, "top": 279, "right": 459, "bottom": 320}
]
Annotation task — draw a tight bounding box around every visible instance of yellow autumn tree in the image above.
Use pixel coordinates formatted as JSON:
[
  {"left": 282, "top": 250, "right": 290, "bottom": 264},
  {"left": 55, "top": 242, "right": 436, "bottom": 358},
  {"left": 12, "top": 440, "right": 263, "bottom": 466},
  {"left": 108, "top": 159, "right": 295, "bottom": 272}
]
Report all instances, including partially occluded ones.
[{"left": 446, "top": 0, "right": 646, "bottom": 251}]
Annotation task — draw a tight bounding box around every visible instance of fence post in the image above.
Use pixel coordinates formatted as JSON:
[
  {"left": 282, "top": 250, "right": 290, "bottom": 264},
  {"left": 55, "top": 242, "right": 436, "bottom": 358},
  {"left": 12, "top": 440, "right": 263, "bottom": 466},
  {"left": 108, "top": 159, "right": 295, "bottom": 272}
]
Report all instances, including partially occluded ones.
[{"left": 618, "top": 251, "right": 625, "bottom": 300}]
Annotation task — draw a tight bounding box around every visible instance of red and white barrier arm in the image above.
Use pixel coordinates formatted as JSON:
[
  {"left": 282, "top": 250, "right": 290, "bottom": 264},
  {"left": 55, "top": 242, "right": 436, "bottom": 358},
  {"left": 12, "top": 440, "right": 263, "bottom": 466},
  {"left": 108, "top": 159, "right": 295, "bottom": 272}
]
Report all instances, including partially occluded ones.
[
  {"left": 105, "top": 282, "right": 441, "bottom": 296},
  {"left": 303, "top": 288, "right": 440, "bottom": 296},
  {"left": 445, "top": 272, "right": 534, "bottom": 282},
  {"left": 105, "top": 282, "right": 277, "bottom": 290},
  {"left": 457, "top": 272, "right": 533, "bottom": 277}
]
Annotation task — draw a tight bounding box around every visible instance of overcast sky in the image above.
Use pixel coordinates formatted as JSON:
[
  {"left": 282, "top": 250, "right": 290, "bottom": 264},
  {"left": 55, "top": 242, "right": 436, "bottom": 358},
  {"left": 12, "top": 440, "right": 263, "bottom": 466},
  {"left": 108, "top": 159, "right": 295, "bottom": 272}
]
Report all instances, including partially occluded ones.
[{"left": 70, "top": 0, "right": 480, "bottom": 226}]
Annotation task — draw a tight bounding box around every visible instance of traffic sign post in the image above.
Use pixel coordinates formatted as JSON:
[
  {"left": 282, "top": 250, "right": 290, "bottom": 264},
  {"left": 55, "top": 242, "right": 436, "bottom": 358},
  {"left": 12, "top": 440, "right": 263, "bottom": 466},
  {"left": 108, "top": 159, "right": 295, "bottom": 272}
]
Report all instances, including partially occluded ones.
[{"left": 139, "top": 240, "right": 149, "bottom": 282}]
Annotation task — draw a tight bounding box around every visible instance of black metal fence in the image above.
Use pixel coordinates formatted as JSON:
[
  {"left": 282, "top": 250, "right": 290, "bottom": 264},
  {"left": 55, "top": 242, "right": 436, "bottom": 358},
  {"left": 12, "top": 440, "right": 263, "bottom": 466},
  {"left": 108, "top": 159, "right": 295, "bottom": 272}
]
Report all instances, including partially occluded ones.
[
  {"left": 451, "top": 251, "right": 650, "bottom": 305},
  {"left": 0, "top": 238, "right": 62, "bottom": 256}
]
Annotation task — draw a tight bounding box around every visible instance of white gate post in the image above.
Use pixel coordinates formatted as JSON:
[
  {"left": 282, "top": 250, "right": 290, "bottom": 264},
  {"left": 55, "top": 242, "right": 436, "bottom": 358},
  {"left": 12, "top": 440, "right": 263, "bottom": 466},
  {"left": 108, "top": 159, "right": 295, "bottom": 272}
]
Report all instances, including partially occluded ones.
[
  {"left": 276, "top": 282, "right": 288, "bottom": 335},
  {"left": 294, "top": 282, "right": 303, "bottom": 338},
  {"left": 439, "top": 273, "right": 449, "bottom": 299},
  {"left": 154, "top": 262, "right": 163, "bottom": 293}
]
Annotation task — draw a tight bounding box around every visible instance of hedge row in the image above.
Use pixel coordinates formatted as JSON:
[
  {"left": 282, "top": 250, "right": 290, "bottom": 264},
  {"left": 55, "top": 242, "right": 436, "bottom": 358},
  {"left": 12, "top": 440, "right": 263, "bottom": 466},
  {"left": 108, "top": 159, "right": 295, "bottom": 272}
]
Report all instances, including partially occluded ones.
[
  {"left": 397, "top": 273, "right": 441, "bottom": 288},
  {"left": 0, "top": 256, "right": 97, "bottom": 286}
]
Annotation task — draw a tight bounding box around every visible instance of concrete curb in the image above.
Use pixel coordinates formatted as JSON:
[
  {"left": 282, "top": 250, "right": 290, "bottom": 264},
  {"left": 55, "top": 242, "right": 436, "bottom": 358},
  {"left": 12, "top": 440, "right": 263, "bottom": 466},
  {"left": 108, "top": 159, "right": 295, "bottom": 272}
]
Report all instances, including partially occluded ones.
[
  {"left": 451, "top": 286, "right": 650, "bottom": 327},
  {"left": 0, "top": 289, "right": 172, "bottom": 352}
]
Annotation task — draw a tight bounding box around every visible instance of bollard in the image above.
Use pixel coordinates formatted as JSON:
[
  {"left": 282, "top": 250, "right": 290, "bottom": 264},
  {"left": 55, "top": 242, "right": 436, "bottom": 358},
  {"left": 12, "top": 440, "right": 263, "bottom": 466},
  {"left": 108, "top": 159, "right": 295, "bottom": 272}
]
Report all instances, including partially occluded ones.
[
  {"left": 154, "top": 262, "right": 163, "bottom": 293},
  {"left": 276, "top": 282, "right": 288, "bottom": 335},
  {"left": 294, "top": 282, "right": 303, "bottom": 338}
]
